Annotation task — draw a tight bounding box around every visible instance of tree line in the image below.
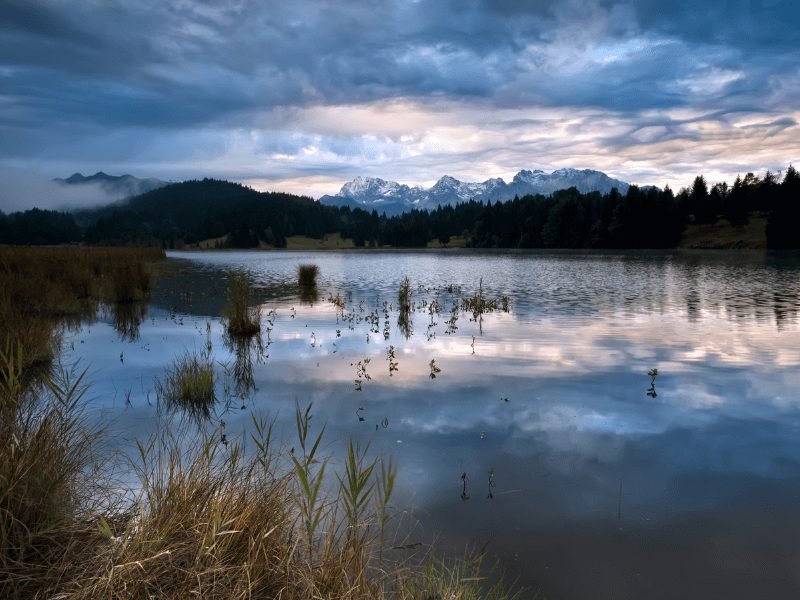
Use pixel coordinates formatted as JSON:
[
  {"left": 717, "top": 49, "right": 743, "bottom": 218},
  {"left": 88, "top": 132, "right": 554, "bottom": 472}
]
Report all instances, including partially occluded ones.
[{"left": 1, "top": 167, "right": 798, "bottom": 249}]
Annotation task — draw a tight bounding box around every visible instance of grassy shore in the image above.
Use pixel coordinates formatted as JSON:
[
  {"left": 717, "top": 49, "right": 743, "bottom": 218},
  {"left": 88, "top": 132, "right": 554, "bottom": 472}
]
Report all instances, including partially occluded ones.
[
  {"left": 0, "top": 246, "right": 522, "bottom": 599},
  {"left": 679, "top": 216, "right": 768, "bottom": 249},
  {"left": 0, "top": 246, "right": 164, "bottom": 371}
]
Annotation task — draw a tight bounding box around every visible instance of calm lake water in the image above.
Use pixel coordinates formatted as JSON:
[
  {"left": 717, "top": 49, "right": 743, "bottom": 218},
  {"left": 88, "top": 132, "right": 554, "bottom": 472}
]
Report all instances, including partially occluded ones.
[{"left": 65, "top": 250, "right": 800, "bottom": 599}]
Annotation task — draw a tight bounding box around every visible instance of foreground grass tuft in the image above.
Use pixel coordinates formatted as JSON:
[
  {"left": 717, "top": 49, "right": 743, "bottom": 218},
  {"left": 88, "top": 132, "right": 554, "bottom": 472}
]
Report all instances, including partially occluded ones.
[
  {"left": 0, "top": 346, "right": 104, "bottom": 598},
  {"left": 2, "top": 351, "right": 524, "bottom": 598}
]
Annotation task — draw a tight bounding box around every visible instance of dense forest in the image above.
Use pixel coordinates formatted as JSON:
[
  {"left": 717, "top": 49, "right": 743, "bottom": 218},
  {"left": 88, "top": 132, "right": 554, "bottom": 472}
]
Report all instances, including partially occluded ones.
[{"left": 1, "top": 167, "right": 798, "bottom": 249}]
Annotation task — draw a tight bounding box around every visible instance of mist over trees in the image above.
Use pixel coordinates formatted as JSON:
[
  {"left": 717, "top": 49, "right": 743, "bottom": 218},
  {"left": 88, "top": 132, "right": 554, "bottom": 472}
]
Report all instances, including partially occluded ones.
[{"left": 1, "top": 168, "right": 798, "bottom": 249}]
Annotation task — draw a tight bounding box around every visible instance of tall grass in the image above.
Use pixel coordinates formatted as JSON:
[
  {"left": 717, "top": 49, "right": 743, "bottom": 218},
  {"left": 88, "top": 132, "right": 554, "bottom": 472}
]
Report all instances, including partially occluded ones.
[
  {"left": 0, "top": 246, "right": 163, "bottom": 371},
  {"left": 224, "top": 271, "right": 261, "bottom": 336},
  {"left": 0, "top": 345, "right": 105, "bottom": 598},
  {"left": 1, "top": 348, "right": 523, "bottom": 597}
]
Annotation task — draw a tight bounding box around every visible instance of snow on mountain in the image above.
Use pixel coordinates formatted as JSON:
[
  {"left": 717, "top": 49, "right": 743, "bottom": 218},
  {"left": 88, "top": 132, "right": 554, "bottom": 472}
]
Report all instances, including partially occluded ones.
[{"left": 319, "top": 169, "right": 633, "bottom": 215}]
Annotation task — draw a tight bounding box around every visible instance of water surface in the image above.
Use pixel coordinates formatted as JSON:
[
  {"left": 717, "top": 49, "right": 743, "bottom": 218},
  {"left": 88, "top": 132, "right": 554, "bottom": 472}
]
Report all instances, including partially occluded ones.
[{"left": 65, "top": 250, "right": 800, "bottom": 599}]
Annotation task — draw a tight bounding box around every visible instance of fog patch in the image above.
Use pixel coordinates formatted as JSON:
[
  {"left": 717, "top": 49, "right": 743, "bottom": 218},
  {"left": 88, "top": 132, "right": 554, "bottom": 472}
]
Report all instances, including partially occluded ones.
[{"left": 0, "top": 167, "right": 118, "bottom": 213}]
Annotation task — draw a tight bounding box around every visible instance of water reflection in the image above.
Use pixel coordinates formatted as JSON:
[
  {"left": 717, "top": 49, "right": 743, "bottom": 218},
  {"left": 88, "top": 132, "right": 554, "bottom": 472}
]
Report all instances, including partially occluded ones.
[
  {"left": 109, "top": 301, "right": 147, "bottom": 341},
  {"left": 299, "top": 285, "right": 319, "bottom": 306},
  {"left": 223, "top": 331, "right": 267, "bottom": 396},
  {"left": 64, "top": 250, "right": 800, "bottom": 599}
]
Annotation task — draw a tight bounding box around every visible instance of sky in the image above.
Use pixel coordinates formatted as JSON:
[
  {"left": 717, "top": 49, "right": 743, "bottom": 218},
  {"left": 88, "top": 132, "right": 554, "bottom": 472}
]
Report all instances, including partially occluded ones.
[{"left": 1, "top": 0, "right": 799, "bottom": 209}]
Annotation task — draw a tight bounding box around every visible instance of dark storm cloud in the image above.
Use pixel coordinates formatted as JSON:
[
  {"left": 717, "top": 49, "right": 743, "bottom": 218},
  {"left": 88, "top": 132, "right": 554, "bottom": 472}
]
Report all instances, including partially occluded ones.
[
  {"left": 631, "top": 0, "right": 800, "bottom": 50},
  {"left": 2, "top": 0, "right": 794, "bottom": 129},
  {"left": 0, "top": 0, "right": 797, "bottom": 193}
]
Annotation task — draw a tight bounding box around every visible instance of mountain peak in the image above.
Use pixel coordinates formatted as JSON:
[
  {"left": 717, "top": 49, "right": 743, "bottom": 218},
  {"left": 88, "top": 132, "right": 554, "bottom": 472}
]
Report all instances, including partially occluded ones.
[
  {"left": 321, "top": 168, "right": 634, "bottom": 215},
  {"left": 435, "top": 175, "right": 460, "bottom": 186}
]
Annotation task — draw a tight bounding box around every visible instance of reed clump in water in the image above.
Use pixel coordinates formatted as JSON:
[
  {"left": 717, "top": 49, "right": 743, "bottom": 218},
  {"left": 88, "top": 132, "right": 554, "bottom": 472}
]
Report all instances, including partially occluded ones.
[
  {"left": 397, "top": 276, "right": 413, "bottom": 338},
  {"left": 298, "top": 264, "right": 320, "bottom": 304},
  {"left": 156, "top": 351, "right": 216, "bottom": 421},
  {"left": 224, "top": 271, "right": 261, "bottom": 336},
  {"left": 298, "top": 263, "right": 319, "bottom": 289}
]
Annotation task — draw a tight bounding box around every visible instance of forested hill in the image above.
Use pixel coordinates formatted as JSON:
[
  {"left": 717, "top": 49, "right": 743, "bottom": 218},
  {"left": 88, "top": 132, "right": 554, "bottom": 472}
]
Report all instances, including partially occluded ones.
[
  {"left": 81, "top": 179, "right": 323, "bottom": 247},
  {"left": 2, "top": 169, "right": 799, "bottom": 249}
]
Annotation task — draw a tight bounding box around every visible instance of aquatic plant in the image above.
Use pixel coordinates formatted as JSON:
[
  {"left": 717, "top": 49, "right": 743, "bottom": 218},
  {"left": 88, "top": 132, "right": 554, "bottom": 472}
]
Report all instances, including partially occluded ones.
[
  {"left": 156, "top": 351, "right": 216, "bottom": 421},
  {"left": 462, "top": 277, "right": 499, "bottom": 318},
  {"left": 398, "top": 275, "right": 412, "bottom": 312},
  {"left": 352, "top": 358, "right": 372, "bottom": 391},
  {"left": 460, "top": 471, "right": 470, "bottom": 501},
  {"left": 110, "top": 301, "right": 147, "bottom": 341},
  {"left": 646, "top": 368, "right": 658, "bottom": 398},
  {"left": 291, "top": 402, "right": 328, "bottom": 562},
  {"left": 298, "top": 263, "right": 319, "bottom": 288},
  {"left": 387, "top": 345, "right": 399, "bottom": 376},
  {"left": 329, "top": 291, "right": 346, "bottom": 318},
  {"left": 337, "top": 439, "right": 376, "bottom": 543},
  {"left": 445, "top": 302, "right": 460, "bottom": 335},
  {"left": 429, "top": 359, "right": 441, "bottom": 379},
  {"left": 224, "top": 332, "right": 265, "bottom": 395},
  {"left": 224, "top": 271, "right": 261, "bottom": 336}
]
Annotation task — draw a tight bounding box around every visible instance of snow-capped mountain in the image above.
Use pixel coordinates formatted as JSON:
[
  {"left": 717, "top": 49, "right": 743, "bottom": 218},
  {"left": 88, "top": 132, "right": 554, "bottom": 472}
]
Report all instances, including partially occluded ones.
[{"left": 319, "top": 169, "right": 631, "bottom": 215}]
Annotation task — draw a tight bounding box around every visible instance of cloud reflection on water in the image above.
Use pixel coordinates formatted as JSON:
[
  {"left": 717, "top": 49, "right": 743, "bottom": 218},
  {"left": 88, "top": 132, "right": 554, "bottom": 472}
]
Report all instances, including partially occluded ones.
[{"left": 65, "top": 250, "right": 800, "bottom": 598}]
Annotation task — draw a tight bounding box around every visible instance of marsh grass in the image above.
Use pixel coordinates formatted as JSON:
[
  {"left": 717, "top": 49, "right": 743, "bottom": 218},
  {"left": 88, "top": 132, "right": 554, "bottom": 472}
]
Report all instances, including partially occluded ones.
[
  {"left": 2, "top": 348, "right": 523, "bottom": 598},
  {"left": 0, "top": 346, "right": 106, "bottom": 598},
  {"left": 109, "top": 301, "right": 147, "bottom": 341},
  {"left": 156, "top": 352, "right": 217, "bottom": 422},
  {"left": 0, "top": 246, "right": 163, "bottom": 371},
  {"left": 224, "top": 271, "right": 261, "bottom": 336}
]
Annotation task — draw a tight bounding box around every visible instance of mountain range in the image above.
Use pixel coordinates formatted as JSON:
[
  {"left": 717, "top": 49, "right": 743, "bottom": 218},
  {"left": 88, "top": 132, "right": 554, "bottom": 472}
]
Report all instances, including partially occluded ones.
[
  {"left": 319, "top": 168, "right": 632, "bottom": 215},
  {"left": 54, "top": 172, "right": 168, "bottom": 199}
]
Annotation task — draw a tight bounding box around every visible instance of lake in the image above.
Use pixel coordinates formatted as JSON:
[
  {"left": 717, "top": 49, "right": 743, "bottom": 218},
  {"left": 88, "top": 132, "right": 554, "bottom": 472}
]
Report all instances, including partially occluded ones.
[{"left": 64, "top": 250, "right": 800, "bottom": 599}]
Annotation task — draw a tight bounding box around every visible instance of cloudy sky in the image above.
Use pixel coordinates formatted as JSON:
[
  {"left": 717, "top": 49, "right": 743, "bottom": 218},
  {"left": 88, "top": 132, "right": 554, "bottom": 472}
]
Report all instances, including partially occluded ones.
[{"left": 1, "top": 0, "right": 798, "bottom": 203}]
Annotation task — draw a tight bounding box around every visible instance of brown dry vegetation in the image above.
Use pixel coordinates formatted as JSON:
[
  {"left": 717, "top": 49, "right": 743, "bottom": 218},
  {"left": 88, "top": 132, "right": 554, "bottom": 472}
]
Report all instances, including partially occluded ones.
[
  {"left": 0, "top": 246, "right": 164, "bottom": 370},
  {"left": 1, "top": 351, "right": 520, "bottom": 598},
  {"left": 0, "top": 246, "right": 522, "bottom": 599}
]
